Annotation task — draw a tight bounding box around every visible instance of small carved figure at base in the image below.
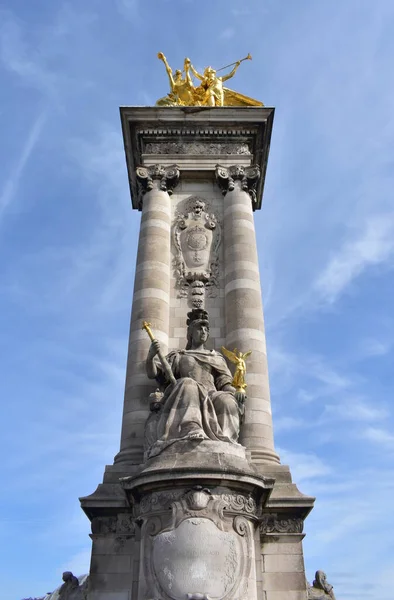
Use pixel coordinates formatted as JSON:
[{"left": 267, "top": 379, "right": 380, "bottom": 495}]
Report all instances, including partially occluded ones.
[
  {"left": 59, "top": 571, "right": 88, "bottom": 600},
  {"left": 307, "top": 570, "right": 336, "bottom": 600}
]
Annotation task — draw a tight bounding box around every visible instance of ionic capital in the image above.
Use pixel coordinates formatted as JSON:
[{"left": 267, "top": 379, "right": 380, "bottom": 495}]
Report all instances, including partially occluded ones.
[
  {"left": 215, "top": 164, "right": 260, "bottom": 204},
  {"left": 136, "top": 164, "right": 180, "bottom": 202}
]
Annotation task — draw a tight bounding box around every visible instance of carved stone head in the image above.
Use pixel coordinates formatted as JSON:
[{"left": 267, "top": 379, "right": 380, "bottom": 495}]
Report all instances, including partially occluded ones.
[
  {"left": 191, "top": 199, "right": 206, "bottom": 217},
  {"left": 185, "top": 309, "right": 210, "bottom": 349}
]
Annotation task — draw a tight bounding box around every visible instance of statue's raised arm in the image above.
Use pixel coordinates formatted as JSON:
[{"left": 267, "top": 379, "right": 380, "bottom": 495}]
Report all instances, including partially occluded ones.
[
  {"left": 157, "top": 52, "right": 175, "bottom": 91},
  {"left": 221, "top": 60, "right": 241, "bottom": 82},
  {"left": 189, "top": 63, "right": 204, "bottom": 81}
]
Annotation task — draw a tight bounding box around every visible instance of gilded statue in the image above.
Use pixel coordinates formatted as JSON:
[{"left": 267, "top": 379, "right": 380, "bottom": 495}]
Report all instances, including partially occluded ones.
[
  {"left": 221, "top": 347, "right": 252, "bottom": 393},
  {"left": 157, "top": 52, "right": 194, "bottom": 106},
  {"left": 156, "top": 53, "right": 263, "bottom": 107},
  {"left": 143, "top": 309, "right": 245, "bottom": 456}
]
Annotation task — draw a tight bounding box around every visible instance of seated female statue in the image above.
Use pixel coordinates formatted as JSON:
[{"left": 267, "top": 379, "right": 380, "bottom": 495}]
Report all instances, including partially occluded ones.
[{"left": 146, "top": 309, "right": 242, "bottom": 455}]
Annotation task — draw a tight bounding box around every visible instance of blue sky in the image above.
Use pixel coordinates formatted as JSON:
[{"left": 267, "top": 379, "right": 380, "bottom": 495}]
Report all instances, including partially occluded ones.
[{"left": 1, "top": 1, "right": 393, "bottom": 598}]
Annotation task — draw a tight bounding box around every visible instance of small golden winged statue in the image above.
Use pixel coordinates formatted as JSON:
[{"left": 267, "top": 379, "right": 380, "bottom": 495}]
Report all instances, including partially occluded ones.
[{"left": 221, "top": 347, "right": 252, "bottom": 393}]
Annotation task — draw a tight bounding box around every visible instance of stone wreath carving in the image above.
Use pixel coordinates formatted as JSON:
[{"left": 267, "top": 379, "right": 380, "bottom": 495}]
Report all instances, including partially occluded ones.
[{"left": 172, "top": 196, "right": 221, "bottom": 305}]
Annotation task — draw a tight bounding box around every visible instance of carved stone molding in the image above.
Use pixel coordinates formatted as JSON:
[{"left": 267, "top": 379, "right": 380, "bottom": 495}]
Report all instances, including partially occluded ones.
[
  {"left": 135, "top": 163, "right": 180, "bottom": 205},
  {"left": 145, "top": 141, "right": 251, "bottom": 155},
  {"left": 138, "top": 487, "right": 259, "bottom": 519},
  {"left": 91, "top": 515, "right": 117, "bottom": 534},
  {"left": 260, "top": 513, "right": 304, "bottom": 534},
  {"left": 90, "top": 513, "right": 135, "bottom": 535},
  {"left": 172, "top": 196, "right": 221, "bottom": 304},
  {"left": 215, "top": 164, "right": 261, "bottom": 204}
]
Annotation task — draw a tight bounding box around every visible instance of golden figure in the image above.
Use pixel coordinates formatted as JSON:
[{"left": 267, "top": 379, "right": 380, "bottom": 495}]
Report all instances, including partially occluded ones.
[
  {"left": 156, "top": 53, "right": 263, "bottom": 107},
  {"left": 190, "top": 61, "right": 241, "bottom": 107},
  {"left": 156, "top": 53, "right": 194, "bottom": 106},
  {"left": 221, "top": 347, "right": 252, "bottom": 393}
]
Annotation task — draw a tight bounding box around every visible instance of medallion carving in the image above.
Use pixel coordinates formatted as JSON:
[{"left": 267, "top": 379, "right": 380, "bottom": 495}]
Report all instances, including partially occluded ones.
[{"left": 172, "top": 197, "right": 221, "bottom": 306}]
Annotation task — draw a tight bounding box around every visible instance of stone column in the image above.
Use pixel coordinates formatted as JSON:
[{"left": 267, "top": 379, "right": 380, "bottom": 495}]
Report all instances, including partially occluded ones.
[
  {"left": 114, "top": 164, "right": 179, "bottom": 466},
  {"left": 216, "top": 165, "right": 280, "bottom": 465}
]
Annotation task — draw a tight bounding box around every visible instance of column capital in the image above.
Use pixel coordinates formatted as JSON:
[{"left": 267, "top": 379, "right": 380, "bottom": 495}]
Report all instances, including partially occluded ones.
[
  {"left": 215, "top": 164, "right": 260, "bottom": 204},
  {"left": 136, "top": 164, "right": 180, "bottom": 204}
]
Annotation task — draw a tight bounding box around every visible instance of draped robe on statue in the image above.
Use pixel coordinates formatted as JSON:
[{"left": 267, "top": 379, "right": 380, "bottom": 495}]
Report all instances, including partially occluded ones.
[{"left": 150, "top": 349, "right": 241, "bottom": 456}]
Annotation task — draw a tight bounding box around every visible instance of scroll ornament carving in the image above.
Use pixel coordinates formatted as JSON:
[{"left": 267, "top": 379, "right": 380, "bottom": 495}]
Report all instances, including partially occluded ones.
[
  {"left": 215, "top": 164, "right": 260, "bottom": 204},
  {"left": 172, "top": 196, "right": 221, "bottom": 304},
  {"left": 260, "top": 513, "right": 304, "bottom": 534},
  {"left": 135, "top": 163, "right": 180, "bottom": 204},
  {"left": 139, "top": 488, "right": 258, "bottom": 520},
  {"left": 222, "top": 493, "right": 257, "bottom": 515}
]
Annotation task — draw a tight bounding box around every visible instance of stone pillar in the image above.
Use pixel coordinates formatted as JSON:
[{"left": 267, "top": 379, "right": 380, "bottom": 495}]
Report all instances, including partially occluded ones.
[
  {"left": 114, "top": 164, "right": 179, "bottom": 466},
  {"left": 216, "top": 165, "right": 280, "bottom": 465},
  {"left": 260, "top": 514, "right": 308, "bottom": 600}
]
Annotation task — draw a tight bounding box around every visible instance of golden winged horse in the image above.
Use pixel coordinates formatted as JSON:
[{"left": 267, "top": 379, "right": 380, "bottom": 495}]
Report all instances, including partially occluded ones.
[{"left": 221, "top": 347, "right": 252, "bottom": 393}]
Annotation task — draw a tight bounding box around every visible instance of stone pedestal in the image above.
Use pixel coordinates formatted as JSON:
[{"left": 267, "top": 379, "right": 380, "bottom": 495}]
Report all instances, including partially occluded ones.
[{"left": 80, "top": 107, "right": 315, "bottom": 600}]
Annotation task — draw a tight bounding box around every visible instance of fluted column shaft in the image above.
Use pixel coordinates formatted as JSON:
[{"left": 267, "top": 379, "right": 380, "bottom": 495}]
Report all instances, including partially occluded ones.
[
  {"left": 115, "top": 165, "right": 178, "bottom": 465},
  {"left": 218, "top": 166, "right": 280, "bottom": 465}
]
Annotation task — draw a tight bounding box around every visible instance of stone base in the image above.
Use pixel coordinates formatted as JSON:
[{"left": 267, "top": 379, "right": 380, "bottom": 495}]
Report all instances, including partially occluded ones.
[{"left": 80, "top": 445, "right": 314, "bottom": 600}]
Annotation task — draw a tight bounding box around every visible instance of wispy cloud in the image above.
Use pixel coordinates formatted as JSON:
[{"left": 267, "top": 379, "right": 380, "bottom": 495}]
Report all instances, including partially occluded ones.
[
  {"left": 0, "top": 111, "right": 46, "bottom": 218},
  {"left": 363, "top": 426, "right": 394, "bottom": 448},
  {"left": 116, "top": 0, "right": 139, "bottom": 20},
  {"left": 66, "top": 125, "right": 136, "bottom": 314},
  {"left": 357, "top": 337, "right": 392, "bottom": 358},
  {"left": 322, "top": 396, "right": 389, "bottom": 423},
  {"left": 0, "top": 7, "right": 96, "bottom": 104},
  {"left": 277, "top": 447, "right": 332, "bottom": 484},
  {"left": 59, "top": 549, "right": 91, "bottom": 579},
  {"left": 315, "top": 215, "right": 394, "bottom": 303},
  {"left": 219, "top": 28, "right": 235, "bottom": 41}
]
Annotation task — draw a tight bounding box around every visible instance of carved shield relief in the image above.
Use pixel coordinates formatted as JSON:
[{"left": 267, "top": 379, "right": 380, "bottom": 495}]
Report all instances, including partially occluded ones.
[
  {"left": 153, "top": 518, "right": 241, "bottom": 600},
  {"left": 172, "top": 197, "right": 221, "bottom": 305},
  {"left": 140, "top": 488, "right": 256, "bottom": 600},
  {"left": 179, "top": 224, "right": 213, "bottom": 271}
]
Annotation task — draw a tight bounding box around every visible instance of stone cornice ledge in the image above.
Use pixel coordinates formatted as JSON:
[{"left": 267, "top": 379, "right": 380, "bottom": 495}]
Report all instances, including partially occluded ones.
[{"left": 120, "top": 106, "right": 274, "bottom": 210}]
